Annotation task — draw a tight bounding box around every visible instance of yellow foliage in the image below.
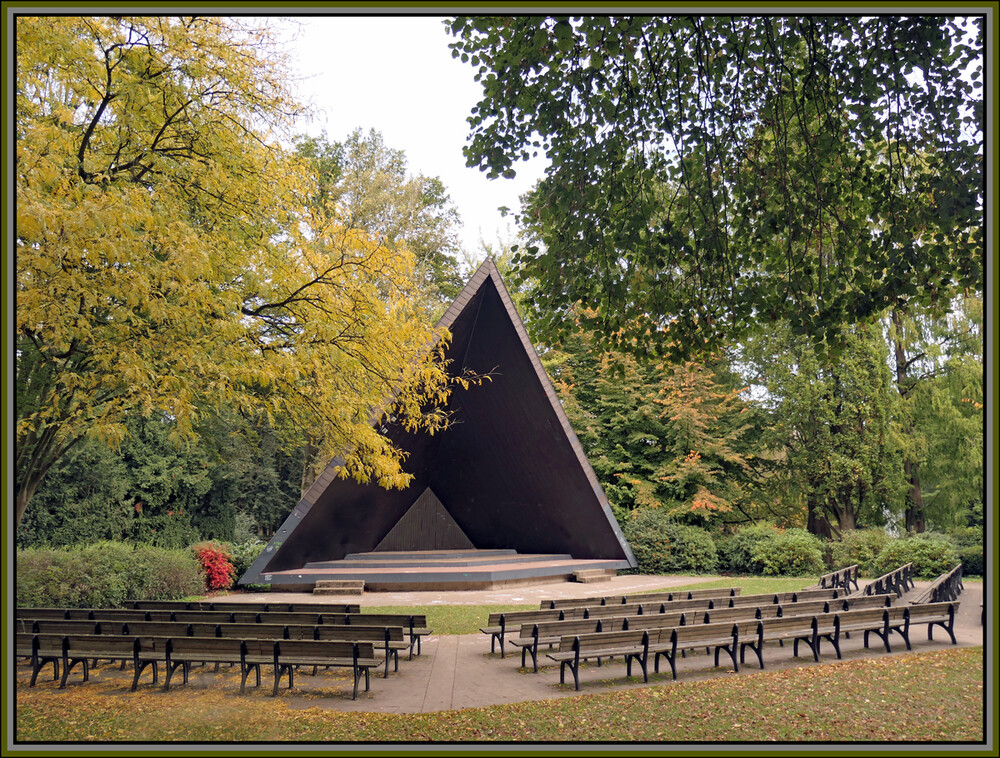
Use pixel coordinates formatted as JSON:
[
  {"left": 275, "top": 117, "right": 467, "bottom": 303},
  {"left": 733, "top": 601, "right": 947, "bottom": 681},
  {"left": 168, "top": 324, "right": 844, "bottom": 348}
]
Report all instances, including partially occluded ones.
[{"left": 15, "top": 17, "right": 456, "bottom": 518}]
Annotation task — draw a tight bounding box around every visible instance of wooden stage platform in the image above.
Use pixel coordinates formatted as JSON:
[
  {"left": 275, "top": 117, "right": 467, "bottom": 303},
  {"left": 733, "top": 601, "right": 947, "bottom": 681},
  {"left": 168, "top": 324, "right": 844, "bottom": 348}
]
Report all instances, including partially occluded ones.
[{"left": 261, "top": 549, "right": 632, "bottom": 592}]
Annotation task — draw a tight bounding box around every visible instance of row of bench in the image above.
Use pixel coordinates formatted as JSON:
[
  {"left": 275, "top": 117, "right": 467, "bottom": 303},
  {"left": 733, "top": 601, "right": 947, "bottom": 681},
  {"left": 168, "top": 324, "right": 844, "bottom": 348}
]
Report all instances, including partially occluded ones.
[
  {"left": 805, "top": 565, "right": 861, "bottom": 594},
  {"left": 911, "top": 564, "right": 964, "bottom": 604},
  {"left": 17, "top": 619, "right": 409, "bottom": 678},
  {"left": 856, "top": 563, "right": 915, "bottom": 598},
  {"left": 544, "top": 601, "right": 960, "bottom": 690},
  {"left": 539, "top": 586, "right": 741, "bottom": 609},
  {"left": 18, "top": 632, "right": 381, "bottom": 699},
  {"left": 508, "top": 594, "right": 897, "bottom": 672},
  {"left": 16, "top": 608, "right": 431, "bottom": 655},
  {"left": 123, "top": 600, "right": 361, "bottom": 614},
  {"left": 483, "top": 587, "right": 852, "bottom": 657}
]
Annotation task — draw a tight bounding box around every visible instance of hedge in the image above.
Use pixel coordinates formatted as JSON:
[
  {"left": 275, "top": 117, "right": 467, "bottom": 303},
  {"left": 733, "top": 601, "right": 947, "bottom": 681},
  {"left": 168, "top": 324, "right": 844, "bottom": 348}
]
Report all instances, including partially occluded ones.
[
  {"left": 16, "top": 541, "right": 203, "bottom": 608},
  {"left": 622, "top": 508, "right": 719, "bottom": 574}
]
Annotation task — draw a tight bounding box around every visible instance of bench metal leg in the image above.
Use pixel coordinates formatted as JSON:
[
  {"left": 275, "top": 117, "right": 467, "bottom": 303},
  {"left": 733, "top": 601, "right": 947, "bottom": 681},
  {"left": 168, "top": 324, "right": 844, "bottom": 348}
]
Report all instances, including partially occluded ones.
[
  {"left": 30, "top": 656, "right": 60, "bottom": 686},
  {"left": 714, "top": 644, "right": 738, "bottom": 673},
  {"left": 239, "top": 663, "right": 260, "bottom": 695},
  {"left": 62, "top": 656, "right": 90, "bottom": 689},
  {"left": 742, "top": 642, "right": 764, "bottom": 669},
  {"left": 131, "top": 659, "right": 157, "bottom": 691}
]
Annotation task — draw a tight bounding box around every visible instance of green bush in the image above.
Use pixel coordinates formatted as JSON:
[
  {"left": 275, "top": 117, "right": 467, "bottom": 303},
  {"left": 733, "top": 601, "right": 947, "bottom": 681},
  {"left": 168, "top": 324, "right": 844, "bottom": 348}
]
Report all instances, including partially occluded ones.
[
  {"left": 873, "top": 534, "right": 960, "bottom": 580},
  {"left": 829, "top": 529, "right": 893, "bottom": 577},
  {"left": 716, "top": 523, "right": 782, "bottom": 575},
  {"left": 750, "top": 528, "right": 826, "bottom": 577},
  {"left": 958, "top": 545, "right": 983, "bottom": 577},
  {"left": 16, "top": 542, "right": 203, "bottom": 608},
  {"left": 623, "top": 508, "right": 718, "bottom": 574},
  {"left": 947, "top": 526, "right": 983, "bottom": 549},
  {"left": 228, "top": 537, "right": 266, "bottom": 580}
]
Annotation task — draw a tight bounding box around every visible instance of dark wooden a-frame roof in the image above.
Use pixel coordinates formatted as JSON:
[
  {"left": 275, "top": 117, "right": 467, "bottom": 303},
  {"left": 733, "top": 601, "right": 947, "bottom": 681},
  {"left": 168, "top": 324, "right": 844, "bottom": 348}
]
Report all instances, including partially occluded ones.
[{"left": 240, "top": 259, "right": 636, "bottom": 585}]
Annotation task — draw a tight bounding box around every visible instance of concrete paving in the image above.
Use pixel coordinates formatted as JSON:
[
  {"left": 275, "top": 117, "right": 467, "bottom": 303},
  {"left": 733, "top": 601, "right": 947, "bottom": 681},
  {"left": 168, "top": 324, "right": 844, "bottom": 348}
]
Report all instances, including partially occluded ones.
[{"left": 216, "top": 576, "right": 984, "bottom": 714}]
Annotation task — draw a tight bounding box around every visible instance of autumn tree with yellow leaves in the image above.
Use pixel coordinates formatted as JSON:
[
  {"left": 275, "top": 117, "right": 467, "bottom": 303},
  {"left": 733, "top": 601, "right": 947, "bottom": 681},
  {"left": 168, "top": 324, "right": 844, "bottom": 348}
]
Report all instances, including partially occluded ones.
[{"left": 15, "top": 16, "right": 456, "bottom": 527}]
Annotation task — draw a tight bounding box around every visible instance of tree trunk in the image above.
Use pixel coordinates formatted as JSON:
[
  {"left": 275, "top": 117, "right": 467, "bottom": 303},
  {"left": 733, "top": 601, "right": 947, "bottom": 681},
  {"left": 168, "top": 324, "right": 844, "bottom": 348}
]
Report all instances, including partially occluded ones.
[
  {"left": 892, "top": 309, "right": 926, "bottom": 534},
  {"left": 904, "top": 459, "right": 926, "bottom": 533},
  {"left": 300, "top": 438, "right": 323, "bottom": 496},
  {"left": 807, "top": 496, "right": 833, "bottom": 539}
]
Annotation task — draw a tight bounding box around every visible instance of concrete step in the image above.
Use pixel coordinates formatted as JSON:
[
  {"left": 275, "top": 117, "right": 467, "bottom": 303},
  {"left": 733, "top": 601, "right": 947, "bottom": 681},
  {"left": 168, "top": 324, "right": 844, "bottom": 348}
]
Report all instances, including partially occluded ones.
[
  {"left": 313, "top": 579, "right": 365, "bottom": 595},
  {"left": 573, "top": 569, "right": 614, "bottom": 583}
]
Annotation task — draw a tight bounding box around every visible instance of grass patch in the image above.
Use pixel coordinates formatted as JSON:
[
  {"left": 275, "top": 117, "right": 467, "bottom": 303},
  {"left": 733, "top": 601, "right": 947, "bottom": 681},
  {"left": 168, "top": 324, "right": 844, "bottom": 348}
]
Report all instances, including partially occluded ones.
[
  {"left": 364, "top": 577, "right": 822, "bottom": 635},
  {"left": 15, "top": 647, "right": 983, "bottom": 743}
]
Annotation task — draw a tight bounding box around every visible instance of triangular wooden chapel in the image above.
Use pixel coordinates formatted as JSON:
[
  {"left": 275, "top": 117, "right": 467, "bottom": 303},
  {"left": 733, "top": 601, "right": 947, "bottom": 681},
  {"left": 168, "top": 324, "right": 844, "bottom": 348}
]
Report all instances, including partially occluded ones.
[{"left": 240, "top": 259, "right": 636, "bottom": 590}]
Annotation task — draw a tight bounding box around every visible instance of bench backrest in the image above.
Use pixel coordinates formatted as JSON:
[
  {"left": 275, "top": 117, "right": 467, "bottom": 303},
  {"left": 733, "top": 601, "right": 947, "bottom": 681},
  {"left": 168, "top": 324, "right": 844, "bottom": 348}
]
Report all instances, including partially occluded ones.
[
  {"left": 166, "top": 611, "right": 238, "bottom": 624},
  {"left": 663, "top": 621, "right": 738, "bottom": 647},
  {"left": 313, "top": 625, "right": 406, "bottom": 644},
  {"left": 330, "top": 614, "right": 426, "bottom": 630},
  {"left": 486, "top": 609, "right": 567, "bottom": 627},
  {"left": 906, "top": 601, "right": 959, "bottom": 622},
  {"left": 163, "top": 636, "right": 243, "bottom": 658},
  {"left": 214, "top": 623, "right": 290, "bottom": 640},
  {"left": 274, "top": 638, "right": 376, "bottom": 661},
  {"left": 772, "top": 600, "right": 832, "bottom": 618},
  {"left": 523, "top": 617, "right": 627, "bottom": 640},
  {"left": 542, "top": 587, "right": 739, "bottom": 610},
  {"left": 122, "top": 621, "right": 195, "bottom": 637},
  {"left": 287, "top": 603, "right": 361, "bottom": 615},
  {"left": 817, "top": 565, "right": 859, "bottom": 589},
  {"left": 577, "top": 598, "right": 714, "bottom": 619},
  {"left": 68, "top": 609, "right": 151, "bottom": 622},
  {"left": 620, "top": 612, "right": 689, "bottom": 631},
  {"left": 840, "top": 594, "right": 894, "bottom": 611},
  {"left": 16, "top": 608, "right": 72, "bottom": 620},
  {"left": 557, "top": 629, "right": 650, "bottom": 653},
  {"left": 18, "top": 632, "right": 65, "bottom": 657},
  {"left": 28, "top": 620, "right": 104, "bottom": 636},
  {"left": 699, "top": 606, "right": 777, "bottom": 625},
  {"left": 63, "top": 633, "right": 138, "bottom": 657},
  {"left": 835, "top": 607, "right": 890, "bottom": 628}
]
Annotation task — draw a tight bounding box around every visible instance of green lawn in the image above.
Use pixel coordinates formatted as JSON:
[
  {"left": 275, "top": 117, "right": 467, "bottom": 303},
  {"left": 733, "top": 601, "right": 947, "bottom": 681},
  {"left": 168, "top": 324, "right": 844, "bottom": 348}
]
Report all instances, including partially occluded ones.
[{"left": 16, "top": 647, "right": 983, "bottom": 743}]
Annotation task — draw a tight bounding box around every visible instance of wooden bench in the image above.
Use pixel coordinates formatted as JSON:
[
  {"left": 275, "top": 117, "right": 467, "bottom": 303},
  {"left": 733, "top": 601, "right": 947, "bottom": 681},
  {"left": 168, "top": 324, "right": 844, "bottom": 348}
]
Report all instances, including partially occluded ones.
[
  {"left": 322, "top": 614, "right": 431, "bottom": 658},
  {"left": 313, "top": 625, "right": 408, "bottom": 678},
  {"left": 16, "top": 608, "right": 75, "bottom": 620},
  {"left": 58, "top": 633, "right": 162, "bottom": 690},
  {"left": 17, "top": 633, "right": 63, "bottom": 686},
  {"left": 271, "top": 639, "right": 379, "bottom": 699},
  {"left": 481, "top": 609, "right": 568, "bottom": 657},
  {"left": 153, "top": 636, "right": 259, "bottom": 693},
  {"left": 650, "top": 622, "right": 741, "bottom": 681},
  {"left": 888, "top": 602, "right": 960, "bottom": 650},
  {"left": 541, "top": 587, "right": 739, "bottom": 610},
  {"left": 804, "top": 565, "right": 861, "bottom": 593},
  {"left": 911, "top": 565, "right": 964, "bottom": 604},
  {"left": 854, "top": 563, "right": 914, "bottom": 599},
  {"left": 737, "top": 615, "right": 820, "bottom": 668},
  {"left": 511, "top": 616, "right": 635, "bottom": 672},
  {"left": 545, "top": 630, "right": 654, "bottom": 690},
  {"left": 812, "top": 608, "right": 893, "bottom": 659},
  {"left": 66, "top": 609, "right": 152, "bottom": 622}
]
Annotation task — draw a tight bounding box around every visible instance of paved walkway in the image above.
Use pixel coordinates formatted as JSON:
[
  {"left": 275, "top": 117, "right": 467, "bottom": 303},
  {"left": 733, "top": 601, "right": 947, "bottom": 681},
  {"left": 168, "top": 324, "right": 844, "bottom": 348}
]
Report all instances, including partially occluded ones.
[{"left": 223, "top": 575, "right": 984, "bottom": 714}]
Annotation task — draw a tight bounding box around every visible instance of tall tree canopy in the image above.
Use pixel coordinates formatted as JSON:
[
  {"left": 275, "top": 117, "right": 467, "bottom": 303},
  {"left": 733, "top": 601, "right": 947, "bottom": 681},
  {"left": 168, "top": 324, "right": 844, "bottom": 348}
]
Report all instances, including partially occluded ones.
[
  {"left": 447, "top": 15, "right": 983, "bottom": 360},
  {"left": 16, "top": 17, "right": 454, "bottom": 526},
  {"left": 294, "top": 129, "right": 466, "bottom": 311}
]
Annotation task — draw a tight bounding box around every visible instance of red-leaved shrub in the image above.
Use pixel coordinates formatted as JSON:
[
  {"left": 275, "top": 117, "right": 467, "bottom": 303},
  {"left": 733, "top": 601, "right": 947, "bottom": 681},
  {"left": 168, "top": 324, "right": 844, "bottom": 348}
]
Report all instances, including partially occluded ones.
[{"left": 191, "top": 541, "right": 237, "bottom": 592}]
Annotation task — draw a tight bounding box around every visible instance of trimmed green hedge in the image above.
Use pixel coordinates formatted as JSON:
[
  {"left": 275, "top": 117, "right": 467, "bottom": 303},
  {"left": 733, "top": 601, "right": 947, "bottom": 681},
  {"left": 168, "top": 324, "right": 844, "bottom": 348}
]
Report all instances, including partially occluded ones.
[
  {"left": 16, "top": 541, "right": 203, "bottom": 608},
  {"left": 829, "top": 528, "right": 893, "bottom": 577},
  {"left": 622, "top": 508, "right": 719, "bottom": 574},
  {"left": 873, "top": 534, "right": 960, "bottom": 580},
  {"left": 751, "top": 528, "right": 826, "bottom": 577}
]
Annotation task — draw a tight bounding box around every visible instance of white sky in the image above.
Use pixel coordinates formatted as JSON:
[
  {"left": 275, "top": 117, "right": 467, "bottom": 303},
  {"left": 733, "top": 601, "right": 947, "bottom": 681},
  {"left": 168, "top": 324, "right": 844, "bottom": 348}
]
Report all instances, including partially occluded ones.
[{"left": 271, "top": 14, "right": 549, "bottom": 262}]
